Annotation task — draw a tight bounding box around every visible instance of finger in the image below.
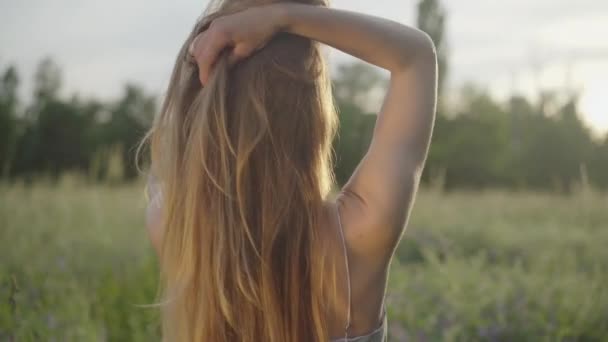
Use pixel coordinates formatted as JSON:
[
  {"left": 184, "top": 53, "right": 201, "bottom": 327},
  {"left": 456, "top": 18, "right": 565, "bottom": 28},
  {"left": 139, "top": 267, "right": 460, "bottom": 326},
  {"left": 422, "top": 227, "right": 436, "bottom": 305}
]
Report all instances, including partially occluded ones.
[
  {"left": 188, "top": 35, "right": 200, "bottom": 57},
  {"left": 227, "top": 52, "right": 240, "bottom": 66},
  {"left": 197, "top": 30, "right": 231, "bottom": 85},
  {"left": 188, "top": 33, "right": 208, "bottom": 68},
  {"left": 188, "top": 32, "right": 205, "bottom": 57},
  {"left": 189, "top": 33, "right": 211, "bottom": 85},
  {"left": 228, "top": 44, "right": 253, "bottom": 66}
]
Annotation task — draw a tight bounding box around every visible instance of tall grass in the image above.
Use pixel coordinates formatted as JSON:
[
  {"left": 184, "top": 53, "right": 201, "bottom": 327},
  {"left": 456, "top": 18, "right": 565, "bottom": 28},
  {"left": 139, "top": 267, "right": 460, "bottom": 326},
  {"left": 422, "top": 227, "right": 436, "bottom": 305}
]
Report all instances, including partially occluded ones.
[
  {"left": 390, "top": 190, "right": 608, "bottom": 340},
  {"left": 1, "top": 180, "right": 158, "bottom": 341},
  {"left": 1, "top": 182, "right": 607, "bottom": 341}
]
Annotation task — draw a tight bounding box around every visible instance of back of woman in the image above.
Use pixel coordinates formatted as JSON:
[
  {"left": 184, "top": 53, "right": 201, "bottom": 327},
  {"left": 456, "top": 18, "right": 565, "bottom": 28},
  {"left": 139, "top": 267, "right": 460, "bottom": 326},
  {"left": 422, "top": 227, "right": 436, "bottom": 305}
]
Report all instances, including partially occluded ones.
[{"left": 144, "top": 0, "right": 437, "bottom": 341}]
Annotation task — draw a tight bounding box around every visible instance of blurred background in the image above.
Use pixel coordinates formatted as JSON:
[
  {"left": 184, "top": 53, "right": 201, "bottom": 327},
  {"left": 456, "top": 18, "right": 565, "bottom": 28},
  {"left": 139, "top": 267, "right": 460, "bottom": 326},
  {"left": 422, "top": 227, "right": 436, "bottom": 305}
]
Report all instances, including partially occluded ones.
[{"left": 1, "top": 0, "right": 607, "bottom": 340}]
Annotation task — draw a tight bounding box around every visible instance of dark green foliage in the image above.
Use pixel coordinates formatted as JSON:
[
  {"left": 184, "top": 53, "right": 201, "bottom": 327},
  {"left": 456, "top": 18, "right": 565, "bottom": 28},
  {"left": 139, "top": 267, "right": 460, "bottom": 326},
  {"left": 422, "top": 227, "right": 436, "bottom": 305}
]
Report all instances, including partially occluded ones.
[
  {"left": 417, "top": 0, "right": 448, "bottom": 98},
  {"left": 589, "top": 138, "right": 608, "bottom": 190},
  {"left": 330, "top": 63, "right": 608, "bottom": 192},
  {"left": 426, "top": 86, "right": 512, "bottom": 188},
  {"left": 0, "top": 66, "right": 19, "bottom": 178},
  {"left": 0, "top": 59, "right": 156, "bottom": 183},
  {"left": 1, "top": 57, "right": 606, "bottom": 190},
  {"left": 12, "top": 99, "right": 95, "bottom": 179},
  {"left": 101, "top": 84, "right": 156, "bottom": 180}
]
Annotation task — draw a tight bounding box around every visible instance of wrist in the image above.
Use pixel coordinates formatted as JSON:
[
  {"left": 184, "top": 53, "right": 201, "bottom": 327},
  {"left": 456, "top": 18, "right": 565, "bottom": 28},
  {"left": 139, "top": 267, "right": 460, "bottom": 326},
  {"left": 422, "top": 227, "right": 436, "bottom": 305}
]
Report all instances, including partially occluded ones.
[{"left": 272, "top": 3, "right": 293, "bottom": 33}]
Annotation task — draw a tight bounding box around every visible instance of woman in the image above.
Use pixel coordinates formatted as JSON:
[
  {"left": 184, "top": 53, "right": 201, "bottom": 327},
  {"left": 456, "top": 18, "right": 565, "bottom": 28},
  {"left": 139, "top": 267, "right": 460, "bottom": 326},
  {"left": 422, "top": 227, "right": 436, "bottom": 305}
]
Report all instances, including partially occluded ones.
[{"left": 144, "top": 0, "right": 437, "bottom": 341}]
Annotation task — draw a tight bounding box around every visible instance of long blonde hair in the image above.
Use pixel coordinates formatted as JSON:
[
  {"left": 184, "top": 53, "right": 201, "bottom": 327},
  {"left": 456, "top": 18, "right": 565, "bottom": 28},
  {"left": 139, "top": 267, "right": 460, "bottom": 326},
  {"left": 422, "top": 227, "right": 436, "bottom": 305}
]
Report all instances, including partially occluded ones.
[{"left": 143, "top": 0, "right": 340, "bottom": 340}]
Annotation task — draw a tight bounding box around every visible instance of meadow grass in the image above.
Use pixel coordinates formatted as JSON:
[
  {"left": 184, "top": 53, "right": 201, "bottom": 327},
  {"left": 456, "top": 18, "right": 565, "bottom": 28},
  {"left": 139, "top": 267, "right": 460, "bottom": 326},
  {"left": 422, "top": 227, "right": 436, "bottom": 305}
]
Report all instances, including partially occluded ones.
[{"left": 1, "top": 181, "right": 607, "bottom": 341}]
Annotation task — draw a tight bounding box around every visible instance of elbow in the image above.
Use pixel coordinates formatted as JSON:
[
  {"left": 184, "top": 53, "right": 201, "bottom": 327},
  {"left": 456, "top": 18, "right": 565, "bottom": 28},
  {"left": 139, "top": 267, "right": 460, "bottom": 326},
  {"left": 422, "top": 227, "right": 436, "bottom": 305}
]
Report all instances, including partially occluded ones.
[
  {"left": 417, "top": 31, "right": 437, "bottom": 61},
  {"left": 393, "top": 30, "right": 437, "bottom": 72}
]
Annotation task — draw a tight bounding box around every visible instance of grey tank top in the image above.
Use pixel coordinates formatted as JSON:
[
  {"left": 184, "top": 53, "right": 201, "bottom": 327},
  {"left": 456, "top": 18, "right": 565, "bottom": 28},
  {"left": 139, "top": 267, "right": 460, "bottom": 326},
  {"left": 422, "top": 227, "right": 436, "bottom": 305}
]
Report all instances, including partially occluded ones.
[{"left": 331, "top": 205, "right": 388, "bottom": 342}]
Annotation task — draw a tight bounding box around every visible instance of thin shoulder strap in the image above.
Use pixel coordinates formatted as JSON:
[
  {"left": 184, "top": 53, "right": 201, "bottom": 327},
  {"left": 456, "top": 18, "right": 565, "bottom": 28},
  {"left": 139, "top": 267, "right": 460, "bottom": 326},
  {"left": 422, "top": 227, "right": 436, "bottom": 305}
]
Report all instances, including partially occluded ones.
[{"left": 336, "top": 203, "right": 352, "bottom": 340}]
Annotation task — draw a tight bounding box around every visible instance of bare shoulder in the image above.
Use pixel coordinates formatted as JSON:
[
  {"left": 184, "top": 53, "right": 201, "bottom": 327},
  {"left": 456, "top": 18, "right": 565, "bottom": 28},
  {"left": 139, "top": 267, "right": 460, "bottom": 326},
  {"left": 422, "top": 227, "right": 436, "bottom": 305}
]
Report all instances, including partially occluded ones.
[
  {"left": 324, "top": 196, "right": 392, "bottom": 335},
  {"left": 335, "top": 188, "right": 405, "bottom": 266}
]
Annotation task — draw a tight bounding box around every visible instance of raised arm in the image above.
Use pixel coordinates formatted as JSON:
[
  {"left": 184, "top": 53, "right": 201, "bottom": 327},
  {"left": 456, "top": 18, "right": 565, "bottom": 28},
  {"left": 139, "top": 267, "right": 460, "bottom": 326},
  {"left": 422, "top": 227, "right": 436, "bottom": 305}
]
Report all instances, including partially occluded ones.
[
  {"left": 189, "top": 4, "right": 437, "bottom": 264},
  {"left": 282, "top": 5, "right": 437, "bottom": 263}
]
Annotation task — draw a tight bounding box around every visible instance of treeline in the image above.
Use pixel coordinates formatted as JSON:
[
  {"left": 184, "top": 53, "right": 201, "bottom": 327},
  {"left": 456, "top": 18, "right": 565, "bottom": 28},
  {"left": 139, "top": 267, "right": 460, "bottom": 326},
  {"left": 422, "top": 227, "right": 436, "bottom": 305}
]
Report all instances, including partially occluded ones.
[
  {"left": 0, "top": 59, "right": 155, "bottom": 182},
  {"left": 3, "top": 0, "right": 604, "bottom": 191},
  {"left": 334, "top": 0, "right": 608, "bottom": 193},
  {"left": 1, "top": 58, "right": 606, "bottom": 192},
  {"left": 333, "top": 63, "right": 608, "bottom": 192}
]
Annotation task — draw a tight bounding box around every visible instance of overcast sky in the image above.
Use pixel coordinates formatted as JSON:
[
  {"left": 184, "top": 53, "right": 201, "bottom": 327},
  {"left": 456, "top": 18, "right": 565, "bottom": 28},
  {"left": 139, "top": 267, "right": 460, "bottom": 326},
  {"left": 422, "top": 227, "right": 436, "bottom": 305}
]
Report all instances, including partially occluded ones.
[{"left": 1, "top": 0, "right": 607, "bottom": 134}]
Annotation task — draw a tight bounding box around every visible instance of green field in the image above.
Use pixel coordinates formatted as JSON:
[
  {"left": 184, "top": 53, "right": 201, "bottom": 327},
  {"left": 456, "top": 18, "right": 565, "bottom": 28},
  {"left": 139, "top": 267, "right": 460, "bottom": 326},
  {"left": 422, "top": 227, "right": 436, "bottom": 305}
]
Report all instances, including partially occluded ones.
[{"left": 1, "top": 182, "right": 607, "bottom": 341}]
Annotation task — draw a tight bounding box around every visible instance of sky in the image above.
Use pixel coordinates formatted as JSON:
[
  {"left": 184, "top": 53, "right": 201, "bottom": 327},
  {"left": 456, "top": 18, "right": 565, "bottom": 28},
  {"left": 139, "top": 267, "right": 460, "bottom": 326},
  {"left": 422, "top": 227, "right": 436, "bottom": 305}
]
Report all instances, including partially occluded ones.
[{"left": 1, "top": 0, "right": 607, "bottom": 135}]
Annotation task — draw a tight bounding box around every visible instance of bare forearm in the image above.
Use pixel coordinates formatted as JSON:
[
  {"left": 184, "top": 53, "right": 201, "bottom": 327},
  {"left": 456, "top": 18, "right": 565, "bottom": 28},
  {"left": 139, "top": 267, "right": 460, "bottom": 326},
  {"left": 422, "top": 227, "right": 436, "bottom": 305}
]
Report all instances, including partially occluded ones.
[
  {"left": 277, "top": 4, "right": 435, "bottom": 73},
  {"left": 277, "top": 2, "right": 437, "bottom": 165}
]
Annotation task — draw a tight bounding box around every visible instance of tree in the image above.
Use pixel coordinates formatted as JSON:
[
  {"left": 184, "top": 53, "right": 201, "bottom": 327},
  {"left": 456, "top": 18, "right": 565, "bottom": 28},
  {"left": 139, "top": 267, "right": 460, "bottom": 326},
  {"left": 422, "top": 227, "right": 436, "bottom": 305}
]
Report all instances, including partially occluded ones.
[
  {"left": 102, "top": 84, "right": 157, "bottom": 180},
  {"left": 427, "top": 85, "right": 511, "bottom": 189},
  {"left": 332, "top": 63, "right": 384, "bottom": 186},
  {"left": 416, "top": 0, "right": 450, "bottom": 189},
  {"left": 12, "top": 59, "right": 98, "bottom": 180},
  {"left": 0, "top": 65, "right": 19, "bottom": 177},
  {"left": 2, "top": 54, "right": 606, "bottom": 191},
  {"left": 34, "top": 57, "right": 62, "bottom": 102},
  {"left": 589, "top": 137, "right": 608, "bottom": 190},
  {"left": 333, "top": 63, "right": 386, "bottom": 110},
  {"left": 417, "top": 0, "right": 448, "bottom": 97}
]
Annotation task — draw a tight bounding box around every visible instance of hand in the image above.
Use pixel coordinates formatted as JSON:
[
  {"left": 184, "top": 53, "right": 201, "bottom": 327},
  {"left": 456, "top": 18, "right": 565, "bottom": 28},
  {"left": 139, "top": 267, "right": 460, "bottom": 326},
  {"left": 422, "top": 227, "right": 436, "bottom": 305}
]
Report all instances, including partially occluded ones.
[{"left": 188, "top": 5, "right": 285, "bottom": 85}]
